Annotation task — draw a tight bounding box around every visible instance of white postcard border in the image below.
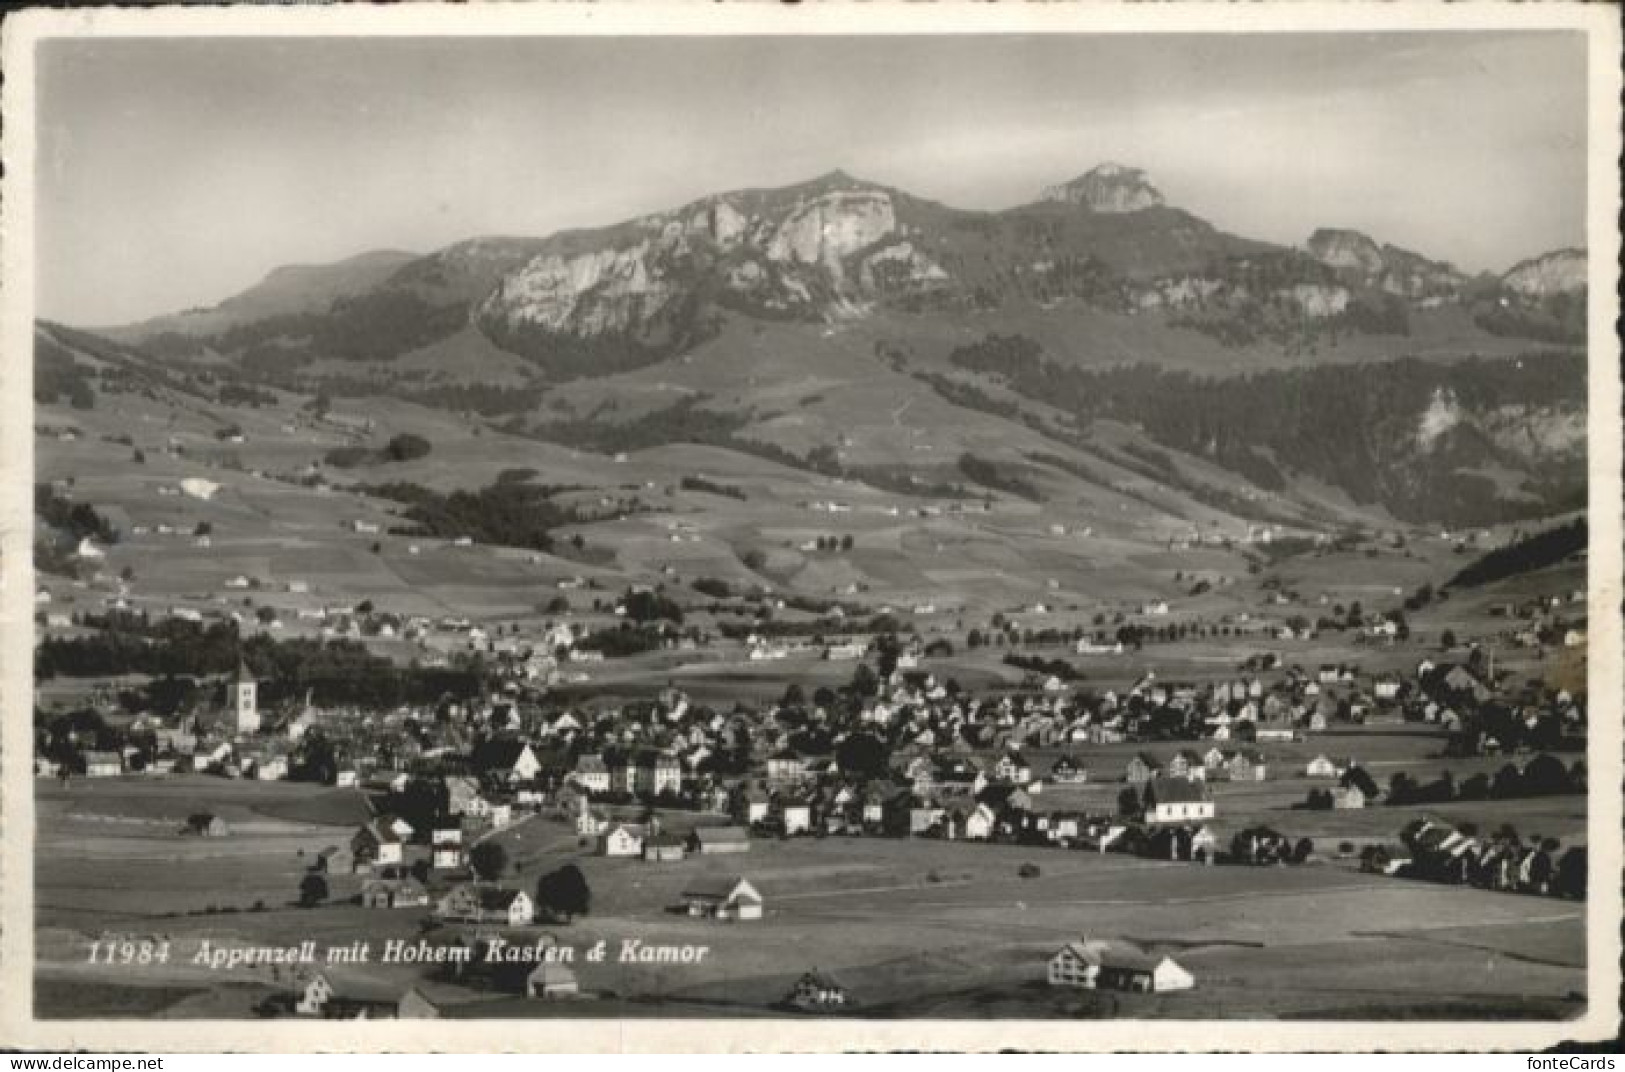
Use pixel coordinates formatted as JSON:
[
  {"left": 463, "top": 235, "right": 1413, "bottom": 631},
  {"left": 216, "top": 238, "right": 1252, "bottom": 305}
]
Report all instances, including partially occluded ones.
[{"left": 2, "top": 0, "right": 1619, "bottom": 1052}]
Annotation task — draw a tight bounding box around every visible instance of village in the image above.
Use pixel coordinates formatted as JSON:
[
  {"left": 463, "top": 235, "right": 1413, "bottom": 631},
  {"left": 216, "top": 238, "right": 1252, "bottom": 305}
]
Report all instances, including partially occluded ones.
[{"left": 34, "top": 556, "right": 1589, "bottom": 1019}]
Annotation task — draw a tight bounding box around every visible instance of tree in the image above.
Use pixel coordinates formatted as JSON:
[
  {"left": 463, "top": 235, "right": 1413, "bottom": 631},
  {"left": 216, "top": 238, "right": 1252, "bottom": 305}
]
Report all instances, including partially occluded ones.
[
  {"left": 1386, "top": 771, "right": 1416, "bottom": 805},
  {"left": 835, "top": 732, "right": 889, "bottom": 778},
  {"left": 384, "top": 433, "right": 432, "bottom": 463},
  {"left": 875, "top": 634, "right": 900, "bottom": 679},
  {"left": 840, "top": 534, "right": 854, "bottom": 552},
  {"left": 298, "top": 873, "right": 329, "bottom": 908},
  {"left": 535, "top": 864, "right": 591, "bottom": 921},
  {"left": 850, "top": 662, "right": 879, "bottom": 699},
  {"left": 292, "top": 728, "right": 338, "bottom": 785},
  {"left": 1116, "top": 787, "right": 1141, "bottom": 817},
  {"left": 1291, "top": 837, "right": 1314, "bottom": 864},
  {"left": 1440, "top": 629, "right": 1457, "bottom": 649},
  {"left": 469, "top": 841, "right": 508, "bottom": 882},
  {"left": 1522, "top": 753, "right": 1573, "bottom": 796}
]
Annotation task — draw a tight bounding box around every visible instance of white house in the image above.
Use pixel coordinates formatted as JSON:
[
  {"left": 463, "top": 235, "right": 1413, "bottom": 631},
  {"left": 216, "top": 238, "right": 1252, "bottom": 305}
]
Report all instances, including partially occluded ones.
[
  {"left": 1304, "top": 754, "right": 1339, "bottom": 778},
  {"left": 83, "top": 751, "right": 123, "bottom": 778},
  {"left": 600, "top": 824, "right": 645, "bottom": 858},
  {"left": 680, "top": 876, "right": 763, "bottom": 921},
  {"left": 780, "top": 801, "right": 812, "bottom": 836},
  {"left": 1049, "top": 939, "right": 1194, "bottom": 993},
  {"left": 964, "top": 803, "right": 998, "bottom": 841},
  {"left": 1140, "top": 777, "right": 1215, "bottom": 825}
]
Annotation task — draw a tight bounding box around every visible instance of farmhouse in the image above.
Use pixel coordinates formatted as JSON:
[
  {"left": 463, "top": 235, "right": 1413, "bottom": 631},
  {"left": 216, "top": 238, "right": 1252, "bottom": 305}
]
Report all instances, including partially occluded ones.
[
  {"left": 1167, "top": 750, "right": 1206, "bottom": 781},
  {"left": 1124, "top": 752, "right": 1162, "bottom": 785},
  {"left": 351, "top": 822, "right": 404, "bottom": 871},
  {"left": 184, "top": 813, "right": 229, "bottom": 838},
  {"left": 238, "top": 748, "right": 289, "bottom": 782},
  {"left": 680, "top": 876, "right": 763, "bottom": 921},
  {"left": 1305, "top": 754, "right": 1339, "bottom": 778},
  {"left": 1140, "top": 777, "right": 1215, "bottom": 825},
  {"left": 361, "top": 878, "right": 429, "bottom": 909},
  {"left": 471, "top": 739, "right": 541, "bottom": 784},
  {"left": 525, "top": 963, "right": 581, "bottom": 1000},
  {"left": 1049, "top": 755, "right": 1087, "bottom": 784},
  {"left": 780, "top": 799, "right": 813, "bottom": 836},
  {"left": 83, "top": 751, "right": 123, "bottom": 778},
  {"left": 600, "top": 824, "right": 645, "bottom": 858},
  {"left": 432, "top": 834, "right": 464, "bottom": 871},
  {"left": 293, "top": 971, "right": 412, "bottom": 1019},
  {"left": 445, "top": 887, "right": 534, "bottom": 926},
  {"left": 398, "top": 988, "right": 440, "bottom": 1019},
  {"left": 572, "top": 754, "right": 610, "bottom": 793},
  {"left": 618, "top": 749, "right": 682, "bottom": 796},
  {"left": 642, "top": 833, "right": 687, "bottom": 862},
  {"left": 1331, "top": 785, "right": 1367, "bottom": 810},
  {"left": 1225, "top": 749, "right": 1267, "bottom": 782},
  {"left": 992, "top": 750, "right": 1032, "bottom": 783},
  {"left": 1048, "top": 939, "right": 1195, "bottom": 993},
  {"left": 964, "top": 803, "right": 998, "bottom": 841},
  {"left": 766, "top": 748, "right": 810, "bottom": 784}
]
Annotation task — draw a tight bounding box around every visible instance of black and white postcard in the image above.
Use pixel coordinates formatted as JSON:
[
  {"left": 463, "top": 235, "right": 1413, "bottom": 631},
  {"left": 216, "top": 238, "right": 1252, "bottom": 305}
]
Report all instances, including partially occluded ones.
[{"left": 2, "top": 1, "right": 1620, "bottom": 1052}]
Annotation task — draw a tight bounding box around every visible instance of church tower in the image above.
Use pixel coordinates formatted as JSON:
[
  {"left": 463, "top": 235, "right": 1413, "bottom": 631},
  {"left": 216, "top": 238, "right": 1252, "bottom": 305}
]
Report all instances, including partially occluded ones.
[{"left": 234, "top": 658, "right": 260, "bottom": 735}]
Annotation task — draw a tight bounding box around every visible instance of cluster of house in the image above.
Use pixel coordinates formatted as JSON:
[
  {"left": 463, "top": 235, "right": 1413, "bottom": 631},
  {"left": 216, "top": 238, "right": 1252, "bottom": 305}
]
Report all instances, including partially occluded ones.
[
  {"left": 277, "top": 929, "right": 1192, "bottom": 1019},
  {"left": 589, "top": 815, "right": 750, "bottom": 862},
  {"left": 1363, "top": 818, "right": 1587, "bottom": 900},
  {"left": 1486, "top": 591, "right": 1589, "bottom": 651},
  {"left": 282, "top": 955, "right": 849, "bottom": 1019},
  {"left": 44, "top": 616, "right": 1584, "bottom": 894}
]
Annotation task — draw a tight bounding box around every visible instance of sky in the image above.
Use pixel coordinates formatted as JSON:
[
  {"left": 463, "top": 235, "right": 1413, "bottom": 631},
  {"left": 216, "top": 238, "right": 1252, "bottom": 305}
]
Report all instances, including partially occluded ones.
[{"left": 36, "top": 31, "right": 1589, "bottom": 326}]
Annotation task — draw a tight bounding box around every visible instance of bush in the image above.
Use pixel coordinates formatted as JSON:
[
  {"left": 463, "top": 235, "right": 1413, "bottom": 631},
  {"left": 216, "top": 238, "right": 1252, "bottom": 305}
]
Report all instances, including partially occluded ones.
[
  {"left": 1018, "top": 862, "right": 1041, "bottom": 879},
  {"left": 384, "top": 433, "right": 432, "bottom": 463},
  {"left": 692, "top": 577, "right": 732, "bottom": 600}
]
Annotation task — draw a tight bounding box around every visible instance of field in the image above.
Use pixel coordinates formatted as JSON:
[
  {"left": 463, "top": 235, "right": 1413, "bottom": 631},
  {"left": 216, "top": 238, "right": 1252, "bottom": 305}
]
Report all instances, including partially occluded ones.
[
  {"left": 30, "top": 293, "right": 1594, "bottom": 1025},
  {"left": 33, "top": 760, "right": 1586, "bottom": 1020}
]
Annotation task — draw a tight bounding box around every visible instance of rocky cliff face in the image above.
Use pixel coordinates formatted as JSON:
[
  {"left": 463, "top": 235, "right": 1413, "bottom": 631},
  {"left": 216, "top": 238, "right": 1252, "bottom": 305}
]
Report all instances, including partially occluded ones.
[
  {"left": 1287, "top": 282, "right": 1352, "bottom": 318},
  {"left": 1041, "top": 163, "right": 1165, "bottom": 213},
  {"left": 1306, "top": 229, "right": 1385, "bottom": 274},
  {"left": 479, "top": 240, "right": 681, "bottom": 338},
  {"left": 1502, "top": 248, "right": 1586, "bottom": 297},
  {"left": 1306, "top": 228, "right": 1465, "bottom": 300},
  {"left": 764, "top": 190, "right": 897, "bottom": 278},
  {"left": 475, "top": 180, "right": 960, "bottom": 345}
]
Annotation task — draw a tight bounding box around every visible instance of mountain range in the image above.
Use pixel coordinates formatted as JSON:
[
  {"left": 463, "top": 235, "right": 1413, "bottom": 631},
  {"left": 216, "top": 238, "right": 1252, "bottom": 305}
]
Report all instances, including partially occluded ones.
[{"left": 41, "top": 163, "right": 1588, "bottom": 529}]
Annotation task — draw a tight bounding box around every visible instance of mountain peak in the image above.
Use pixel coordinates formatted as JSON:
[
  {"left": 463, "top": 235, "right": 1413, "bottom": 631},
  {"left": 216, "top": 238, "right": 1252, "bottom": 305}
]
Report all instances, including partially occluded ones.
[
  {"left": 1306, "top": 228, "right": 1385, "bottom": 273},
  {"left": 1503, "top": 247, "right": 1586, "bottom": 297},
  {"left": 795, "top": 168, "right": 881, "bottom": 195},
  {"left": 1041, "top": 163, "right": 1165, "bottom": 213}
]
